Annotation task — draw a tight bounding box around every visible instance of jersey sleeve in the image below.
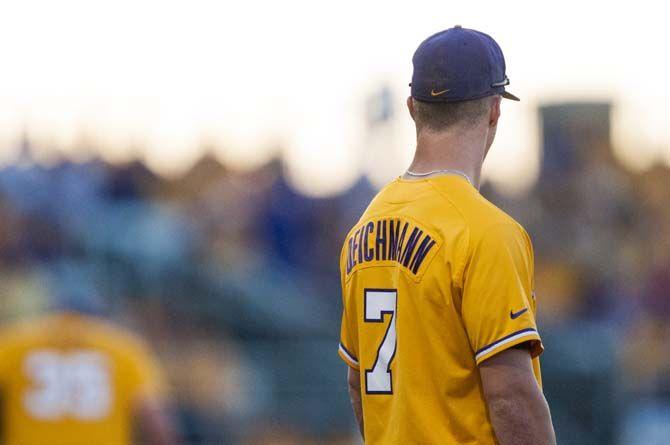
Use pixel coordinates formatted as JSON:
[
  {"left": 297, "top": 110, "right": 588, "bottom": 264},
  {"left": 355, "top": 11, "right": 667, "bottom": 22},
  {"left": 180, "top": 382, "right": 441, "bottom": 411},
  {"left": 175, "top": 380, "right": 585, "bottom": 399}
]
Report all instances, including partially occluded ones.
[
  {"left": 338, "top": 312, "right": 360, "bottom": 370},
  {"left": 338, "top": 243, "right": 360, "bottom": 370},
  {"left": 461, "top": 223, "right": 543, "bottom": 365}
]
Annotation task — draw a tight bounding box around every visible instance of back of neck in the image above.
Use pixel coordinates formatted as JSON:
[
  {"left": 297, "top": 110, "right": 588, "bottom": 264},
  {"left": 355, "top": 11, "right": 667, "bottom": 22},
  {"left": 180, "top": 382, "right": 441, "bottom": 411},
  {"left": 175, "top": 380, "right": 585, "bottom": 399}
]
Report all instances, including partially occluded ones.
[{"left": 407, "top": 127, "right": 487, "bottom": 189}]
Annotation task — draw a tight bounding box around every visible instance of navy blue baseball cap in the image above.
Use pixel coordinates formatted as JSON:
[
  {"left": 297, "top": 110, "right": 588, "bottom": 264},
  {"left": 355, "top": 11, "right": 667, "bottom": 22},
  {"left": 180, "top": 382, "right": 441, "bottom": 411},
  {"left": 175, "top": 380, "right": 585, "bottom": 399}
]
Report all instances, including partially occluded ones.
[{"left": 410, "top": 25, "right": 519, "bottom": 103}]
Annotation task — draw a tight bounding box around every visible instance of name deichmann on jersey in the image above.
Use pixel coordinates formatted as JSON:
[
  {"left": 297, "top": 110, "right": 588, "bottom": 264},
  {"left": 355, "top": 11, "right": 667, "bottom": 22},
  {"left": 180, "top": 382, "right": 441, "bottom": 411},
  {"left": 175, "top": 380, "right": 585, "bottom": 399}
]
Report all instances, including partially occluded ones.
[{"left": 345, "top": 217, "right": 438, "bottom": 276}]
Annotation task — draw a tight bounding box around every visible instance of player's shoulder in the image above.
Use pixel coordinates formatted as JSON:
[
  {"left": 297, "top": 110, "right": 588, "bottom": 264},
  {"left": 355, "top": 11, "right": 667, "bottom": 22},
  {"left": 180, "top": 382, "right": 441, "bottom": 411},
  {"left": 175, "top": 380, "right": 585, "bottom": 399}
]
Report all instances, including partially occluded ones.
[
  {"left": 425, "top": 177, "right": 531, "bottom": 246},
  {"left": 45, "top": 314, "right": 153, "bottom": 363},
  {"left": 82, "top": 316, "right": 150, "bottom": 352},
  {"left": 340, "top": 175, "right": 530, "bottom": 254},
  {"left": 470, "top": 201, "right": 530, "bottom": 255},
  {"left": 352, "top": 177, "right": 457, "bottom": 226},
  {"left": 0, "top": 313, "right": 64, "bottom": 342},
  {"left": 462, "top": 197, "right": 534, "bottom": 263},
  {"left": 468, "top": 194, "right": 525, "bottom": 235},
  {"left": 420, "top": 176, "right": 520, "bottom": 227},
  {"left": 0, "top": 318, "right": 39, "bottom": 350},
  {"left": 340, "top": 179, "right": 399, "bottom": 241}
]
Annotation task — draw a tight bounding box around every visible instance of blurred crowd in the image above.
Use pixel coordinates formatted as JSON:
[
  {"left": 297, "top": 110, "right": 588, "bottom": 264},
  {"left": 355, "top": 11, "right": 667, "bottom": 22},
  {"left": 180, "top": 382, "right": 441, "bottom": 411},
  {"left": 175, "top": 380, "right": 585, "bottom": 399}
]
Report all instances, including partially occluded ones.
[{"left": 0, "top": 101, "right": 668, "bottom": 444}]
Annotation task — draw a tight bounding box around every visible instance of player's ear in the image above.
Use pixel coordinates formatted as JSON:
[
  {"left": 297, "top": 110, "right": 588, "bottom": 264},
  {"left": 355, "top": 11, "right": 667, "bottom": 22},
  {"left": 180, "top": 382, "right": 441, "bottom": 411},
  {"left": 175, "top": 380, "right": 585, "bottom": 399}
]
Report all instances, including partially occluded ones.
[
  {"left": 489, "top": 95, "right": 502, "bottom": 128},
  {"left": 407, "top": 96, "right": 417, "bottom": 122}
]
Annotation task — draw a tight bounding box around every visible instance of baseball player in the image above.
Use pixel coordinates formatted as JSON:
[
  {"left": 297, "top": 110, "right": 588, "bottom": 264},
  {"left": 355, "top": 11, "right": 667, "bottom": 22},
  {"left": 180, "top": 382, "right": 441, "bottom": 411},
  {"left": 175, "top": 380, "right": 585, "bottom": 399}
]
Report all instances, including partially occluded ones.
[
  {"left": 0, "top": 309, "right": 175, "bottom": 445},
  {"left": 338, "top": 26, "right": 556, "bottom": 444}
]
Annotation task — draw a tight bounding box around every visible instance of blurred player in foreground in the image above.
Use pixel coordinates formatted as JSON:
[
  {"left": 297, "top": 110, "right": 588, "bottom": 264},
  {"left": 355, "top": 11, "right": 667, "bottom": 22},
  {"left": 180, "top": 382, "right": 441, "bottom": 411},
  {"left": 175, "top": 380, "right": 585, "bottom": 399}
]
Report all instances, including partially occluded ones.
[
  {"left": 338, "top": 26, "right": 556, "bottom": 444},
  {"left": 0, "top": 291, "right": 175, "bottom": 445}
]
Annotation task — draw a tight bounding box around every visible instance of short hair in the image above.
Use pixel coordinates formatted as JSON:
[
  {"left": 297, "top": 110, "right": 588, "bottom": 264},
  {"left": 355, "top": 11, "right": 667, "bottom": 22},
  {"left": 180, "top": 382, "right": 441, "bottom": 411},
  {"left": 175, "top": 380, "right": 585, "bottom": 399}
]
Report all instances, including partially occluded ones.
[{"left": 412, "top": 96, "right": 492, "bottom": 132}]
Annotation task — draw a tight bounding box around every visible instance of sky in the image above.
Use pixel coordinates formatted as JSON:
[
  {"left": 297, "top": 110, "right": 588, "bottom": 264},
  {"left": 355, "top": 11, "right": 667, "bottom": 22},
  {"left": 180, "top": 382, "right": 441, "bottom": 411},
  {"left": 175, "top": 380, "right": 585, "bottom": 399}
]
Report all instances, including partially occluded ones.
[{"left": 0, "top": 0, "right": 668, "bottom": 196}]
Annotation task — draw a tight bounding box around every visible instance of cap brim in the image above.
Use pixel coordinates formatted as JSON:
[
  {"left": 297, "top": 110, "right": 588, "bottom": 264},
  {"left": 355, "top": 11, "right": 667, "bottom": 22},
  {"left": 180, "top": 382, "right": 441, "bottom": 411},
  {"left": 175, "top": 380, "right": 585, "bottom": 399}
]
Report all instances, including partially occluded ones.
[{"left": 502, "top": 91, "right": 520, "bottom": 101}]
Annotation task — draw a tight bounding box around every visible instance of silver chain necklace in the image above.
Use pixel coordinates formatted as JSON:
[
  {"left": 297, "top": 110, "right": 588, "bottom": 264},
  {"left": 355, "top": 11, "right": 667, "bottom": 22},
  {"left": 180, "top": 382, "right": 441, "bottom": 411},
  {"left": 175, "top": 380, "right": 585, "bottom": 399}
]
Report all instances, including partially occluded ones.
[{"left": 404, "top": 168, "right": 473, "bottom": 186}]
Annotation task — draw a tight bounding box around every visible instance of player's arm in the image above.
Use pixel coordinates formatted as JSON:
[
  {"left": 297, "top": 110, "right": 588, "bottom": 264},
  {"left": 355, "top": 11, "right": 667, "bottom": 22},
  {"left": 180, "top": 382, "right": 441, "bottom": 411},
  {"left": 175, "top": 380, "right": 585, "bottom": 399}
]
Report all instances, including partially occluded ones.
[
  {"left": 460, "top": 223, "right": 554, "bottom": 443},
  {"left": 127, "top": 342, "right": 178, "bottom": 445},
  {"left": 347, "top": 367, "right": 364, "bottom": 439},
  {"left": 479, "top": 346, "right": 556, "bottom": 445},
  {"left": 339, "top": 239, "right": 365, "bottom": 439},
  {"left": 134, "top": 396, "right": 177, "bottom": 445}
]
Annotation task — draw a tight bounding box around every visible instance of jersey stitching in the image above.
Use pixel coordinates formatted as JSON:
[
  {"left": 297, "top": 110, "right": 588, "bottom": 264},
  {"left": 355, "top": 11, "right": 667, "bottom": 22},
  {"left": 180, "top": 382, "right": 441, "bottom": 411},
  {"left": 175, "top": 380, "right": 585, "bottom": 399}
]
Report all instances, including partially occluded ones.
[{"left": 423, "top": 181, "right": 471, "bottom": 292}]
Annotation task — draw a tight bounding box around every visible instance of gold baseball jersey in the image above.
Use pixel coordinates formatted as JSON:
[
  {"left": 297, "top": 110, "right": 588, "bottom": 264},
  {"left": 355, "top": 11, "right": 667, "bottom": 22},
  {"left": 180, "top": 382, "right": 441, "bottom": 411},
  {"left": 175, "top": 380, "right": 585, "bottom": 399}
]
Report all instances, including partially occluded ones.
[
  {"left": 338, "top": 175, "right": 544, "bottom": 445},
  {"left": 0, "top": 312, "right": 165, "bottom": 445}
]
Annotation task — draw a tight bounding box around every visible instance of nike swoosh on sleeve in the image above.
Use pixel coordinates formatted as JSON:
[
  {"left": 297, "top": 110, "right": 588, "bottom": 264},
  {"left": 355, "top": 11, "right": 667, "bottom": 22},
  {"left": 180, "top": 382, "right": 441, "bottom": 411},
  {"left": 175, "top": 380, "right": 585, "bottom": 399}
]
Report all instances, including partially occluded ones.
[{"left": 510, "top": 308, "right": 528, "bottom": 319}]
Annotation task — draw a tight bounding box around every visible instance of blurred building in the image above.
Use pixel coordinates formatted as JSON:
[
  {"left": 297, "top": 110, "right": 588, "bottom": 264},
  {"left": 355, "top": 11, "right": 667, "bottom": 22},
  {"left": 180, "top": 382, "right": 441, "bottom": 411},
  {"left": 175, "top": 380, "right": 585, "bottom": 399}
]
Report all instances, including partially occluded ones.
[{"left": 540, "top": 102, "right": 611, "bottom": 181}]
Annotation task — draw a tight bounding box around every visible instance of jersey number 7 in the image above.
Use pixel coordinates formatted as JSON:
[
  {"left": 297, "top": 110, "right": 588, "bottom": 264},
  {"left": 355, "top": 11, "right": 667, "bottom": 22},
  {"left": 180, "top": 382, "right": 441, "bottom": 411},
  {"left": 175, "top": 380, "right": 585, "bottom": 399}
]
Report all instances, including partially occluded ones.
[{"left": 364, "top": 289, "right": 397, "bottom": 394}]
